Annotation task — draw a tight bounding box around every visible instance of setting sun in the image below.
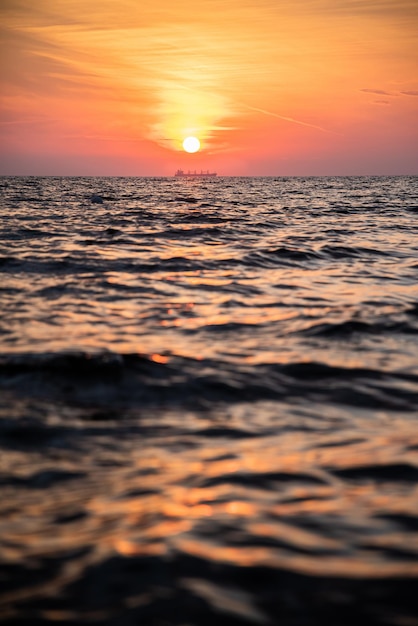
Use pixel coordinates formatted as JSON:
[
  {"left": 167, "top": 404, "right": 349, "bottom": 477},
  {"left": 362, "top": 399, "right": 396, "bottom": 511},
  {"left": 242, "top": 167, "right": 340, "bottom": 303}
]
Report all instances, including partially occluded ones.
[{"left": 183, "top": 137, "right": 200, "bottom": 153}]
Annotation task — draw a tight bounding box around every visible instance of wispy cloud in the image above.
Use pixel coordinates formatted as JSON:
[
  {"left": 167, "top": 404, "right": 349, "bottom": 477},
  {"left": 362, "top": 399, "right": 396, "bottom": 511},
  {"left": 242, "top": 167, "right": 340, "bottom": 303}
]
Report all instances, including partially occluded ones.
[
  {"left": 315, "top": 0, "right": 418, "bottom": 19},
  {"left": 361, "top": 89, "right": 395, "bottom": 96},
  {"left": 361, "top": 88, "right": 418, "bottom": 99}
]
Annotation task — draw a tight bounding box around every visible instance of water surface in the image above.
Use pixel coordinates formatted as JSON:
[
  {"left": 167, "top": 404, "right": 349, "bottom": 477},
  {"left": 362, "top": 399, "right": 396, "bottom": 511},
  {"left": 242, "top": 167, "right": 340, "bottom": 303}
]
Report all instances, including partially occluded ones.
[{"left": 0, "top": 176, "right": 417, "bottom": 625}]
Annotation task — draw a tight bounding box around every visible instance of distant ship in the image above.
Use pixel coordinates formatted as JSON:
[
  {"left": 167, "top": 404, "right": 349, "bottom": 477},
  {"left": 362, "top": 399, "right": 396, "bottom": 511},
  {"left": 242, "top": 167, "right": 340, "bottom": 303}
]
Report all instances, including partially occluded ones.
[{"left": 175, "top": 169, "right": 217, "bottom": 177}]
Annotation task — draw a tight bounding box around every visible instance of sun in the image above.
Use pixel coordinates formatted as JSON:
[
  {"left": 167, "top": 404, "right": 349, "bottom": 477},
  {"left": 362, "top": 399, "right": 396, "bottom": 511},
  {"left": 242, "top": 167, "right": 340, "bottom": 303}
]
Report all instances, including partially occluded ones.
[{"left": 183, "top": 136, "right": 200, "bottom": 153}]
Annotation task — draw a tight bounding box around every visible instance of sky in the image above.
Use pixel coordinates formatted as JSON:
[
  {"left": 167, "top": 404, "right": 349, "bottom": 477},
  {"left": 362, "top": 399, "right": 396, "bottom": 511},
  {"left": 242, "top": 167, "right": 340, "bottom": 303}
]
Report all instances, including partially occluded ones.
[{"left": 1, "top": 0, "right": 417, "bottom": 176}]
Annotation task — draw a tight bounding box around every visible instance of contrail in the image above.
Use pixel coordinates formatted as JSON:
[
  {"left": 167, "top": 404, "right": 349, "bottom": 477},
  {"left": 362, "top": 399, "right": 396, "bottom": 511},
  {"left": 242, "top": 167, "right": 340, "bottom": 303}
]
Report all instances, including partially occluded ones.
[
  {"left": 166, "top": 83, "right": 336, "bottom": 134},
  {"left": 241, "top": 103, "right": 338, "bottom": 134}
]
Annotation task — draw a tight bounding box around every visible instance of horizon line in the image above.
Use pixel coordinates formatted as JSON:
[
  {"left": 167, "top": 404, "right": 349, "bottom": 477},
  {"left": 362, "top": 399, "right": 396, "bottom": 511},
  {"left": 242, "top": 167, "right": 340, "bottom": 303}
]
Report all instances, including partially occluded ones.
[{"left": 1, "top": 173, "right": 417, "bottom": 178}]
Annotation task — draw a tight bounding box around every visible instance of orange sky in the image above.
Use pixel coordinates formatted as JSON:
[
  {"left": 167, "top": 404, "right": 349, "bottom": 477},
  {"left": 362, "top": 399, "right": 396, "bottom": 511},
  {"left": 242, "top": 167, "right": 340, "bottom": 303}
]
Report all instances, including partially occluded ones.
[{"left": 1, "top": 0, "right": 417, "bottom": 175}]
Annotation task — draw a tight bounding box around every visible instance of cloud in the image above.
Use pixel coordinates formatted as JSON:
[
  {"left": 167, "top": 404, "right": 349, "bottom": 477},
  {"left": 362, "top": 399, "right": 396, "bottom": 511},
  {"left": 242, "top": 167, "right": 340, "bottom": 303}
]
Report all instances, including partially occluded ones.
[
  {"left": 362, "top": 89, "right": 418, "bottom": 100},
  {"left": 374, "top": 100, "right": 390, "bottom": 105},
  {"left": 361, "top": 88, "right": 395, "bottom": 96},
  {"left": 316, "top": 0, "right": 418, "bottom": 19}
]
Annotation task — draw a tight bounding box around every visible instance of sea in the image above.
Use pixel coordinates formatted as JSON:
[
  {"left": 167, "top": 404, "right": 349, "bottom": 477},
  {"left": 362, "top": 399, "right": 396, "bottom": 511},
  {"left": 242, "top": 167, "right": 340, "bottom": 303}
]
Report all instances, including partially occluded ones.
[{"left": 0, "top": 175, "right": 417, "bottom": 626}]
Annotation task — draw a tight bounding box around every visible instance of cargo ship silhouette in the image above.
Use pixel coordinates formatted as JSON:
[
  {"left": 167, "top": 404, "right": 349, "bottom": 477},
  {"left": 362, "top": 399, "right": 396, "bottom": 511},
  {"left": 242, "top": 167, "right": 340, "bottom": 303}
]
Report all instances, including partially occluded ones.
[{"left": 175, "top": 169, "right": 217, "bottom": 177}]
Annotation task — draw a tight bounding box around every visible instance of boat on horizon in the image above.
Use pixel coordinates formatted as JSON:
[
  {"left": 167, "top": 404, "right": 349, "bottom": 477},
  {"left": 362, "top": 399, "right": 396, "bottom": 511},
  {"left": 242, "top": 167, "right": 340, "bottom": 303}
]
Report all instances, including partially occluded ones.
[{"left": 175, "top": 169, "right": 217, "bottom": 177}]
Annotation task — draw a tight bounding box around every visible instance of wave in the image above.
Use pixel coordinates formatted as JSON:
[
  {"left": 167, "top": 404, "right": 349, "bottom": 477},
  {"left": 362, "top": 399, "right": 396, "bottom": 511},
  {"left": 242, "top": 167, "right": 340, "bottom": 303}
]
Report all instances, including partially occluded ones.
[
  {"left": 299, "top": 318, "right": 418, "bottom": 337},
  {"left": 1, "top": 351, "right": 417, "bottom": 412}
]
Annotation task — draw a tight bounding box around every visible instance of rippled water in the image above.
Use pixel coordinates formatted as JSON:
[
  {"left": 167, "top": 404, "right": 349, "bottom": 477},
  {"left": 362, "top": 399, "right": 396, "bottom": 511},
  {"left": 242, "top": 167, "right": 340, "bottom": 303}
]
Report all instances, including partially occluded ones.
[{"left": 0, "top": 176, "right": 417, "bottom": 625}]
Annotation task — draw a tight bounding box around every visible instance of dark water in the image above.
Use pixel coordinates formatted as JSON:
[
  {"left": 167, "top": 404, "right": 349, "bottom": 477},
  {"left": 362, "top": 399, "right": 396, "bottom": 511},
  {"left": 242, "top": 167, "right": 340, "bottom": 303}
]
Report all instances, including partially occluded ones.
[{"left": 0, "top": 176, "right": 417, "bottom": 625}]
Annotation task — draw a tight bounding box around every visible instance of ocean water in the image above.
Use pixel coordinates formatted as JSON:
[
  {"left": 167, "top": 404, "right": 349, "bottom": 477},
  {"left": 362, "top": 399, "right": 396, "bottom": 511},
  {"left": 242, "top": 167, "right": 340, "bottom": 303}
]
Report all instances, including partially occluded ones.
[{"left": 0, "top": 175, "right": 417, "bottom": 625}]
